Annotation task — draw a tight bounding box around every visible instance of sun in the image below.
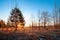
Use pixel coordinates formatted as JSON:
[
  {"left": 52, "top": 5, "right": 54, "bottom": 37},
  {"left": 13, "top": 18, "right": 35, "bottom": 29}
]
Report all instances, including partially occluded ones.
[{"left": 17, "top": 23, "right": 24, "bottom": 30}]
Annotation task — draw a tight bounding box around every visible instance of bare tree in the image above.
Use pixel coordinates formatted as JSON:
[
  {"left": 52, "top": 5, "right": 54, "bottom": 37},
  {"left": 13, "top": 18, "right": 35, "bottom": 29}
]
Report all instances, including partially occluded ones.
[
  {"left": 53, "top": 0, "right": 60, "bottom": 29},
  {"left": 38, "top": 10, "right": 40, "bottom": 29},
  {"left": 31, "top": 14, "right": 33, "bottom": 30},
  {"left": 57, "top": 8, "right": 60, "bottom": 28},
  {"left": 41, "top": 11, "right": 49, "bottom": 28},
  {"left": 58, "top": 8, "right": 60, "bottom": 24}
]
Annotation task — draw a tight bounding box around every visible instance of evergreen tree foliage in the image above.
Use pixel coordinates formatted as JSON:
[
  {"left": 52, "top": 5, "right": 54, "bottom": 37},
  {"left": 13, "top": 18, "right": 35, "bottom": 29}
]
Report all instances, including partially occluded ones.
[{"left": 7, "top": 7, "right": 25, "bottom": 27}]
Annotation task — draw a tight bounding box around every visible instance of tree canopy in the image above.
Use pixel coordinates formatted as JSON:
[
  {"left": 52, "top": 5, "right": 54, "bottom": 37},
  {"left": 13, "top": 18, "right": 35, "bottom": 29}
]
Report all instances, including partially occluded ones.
[{"left": 7, "top": 7, "right": 25, "bottom": 27}]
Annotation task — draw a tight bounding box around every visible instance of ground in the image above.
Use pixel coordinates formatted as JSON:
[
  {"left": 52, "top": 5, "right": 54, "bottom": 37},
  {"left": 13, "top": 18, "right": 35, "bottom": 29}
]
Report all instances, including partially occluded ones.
[{"left": 0, "top": 27, "right": 60, "bottom": 40}]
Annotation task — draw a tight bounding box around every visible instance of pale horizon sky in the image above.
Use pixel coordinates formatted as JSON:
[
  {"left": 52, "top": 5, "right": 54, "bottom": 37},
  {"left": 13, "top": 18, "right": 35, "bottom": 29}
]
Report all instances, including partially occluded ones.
[{"left": 0, "top": 0, "right": 60, "bottom": 26}]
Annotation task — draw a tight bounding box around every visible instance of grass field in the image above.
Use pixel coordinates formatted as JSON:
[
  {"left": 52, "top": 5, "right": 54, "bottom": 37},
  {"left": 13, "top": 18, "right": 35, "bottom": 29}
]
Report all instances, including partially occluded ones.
[{"left": 0, "top": 26, "right": 60, "bottom": 40}]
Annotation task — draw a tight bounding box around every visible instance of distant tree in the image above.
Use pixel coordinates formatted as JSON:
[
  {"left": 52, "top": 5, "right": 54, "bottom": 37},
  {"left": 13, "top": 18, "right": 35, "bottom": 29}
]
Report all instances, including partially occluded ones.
[
  {"left": 0, "top": 20, "right": 6, "bottom": 28},
  {"left": 41, "top": 11, "right": 49, "bottom": 28},
  {"left": 7, "top": 7, "right": 25, "bottom": 31},
  {"left": 38, "top": 10, "right": 41, "bottom": 29},
  {"left": 58, "top": 8, "right": 60, "bottom": 28},
  {"left": 31, "top": 14, "right": 33, "bottom": 30},
  {"left": 55, "top": 7, "right": 60, "bottom": 28},
  {"left": 58, "top": 8, "right": 60, "bottom": 24}
]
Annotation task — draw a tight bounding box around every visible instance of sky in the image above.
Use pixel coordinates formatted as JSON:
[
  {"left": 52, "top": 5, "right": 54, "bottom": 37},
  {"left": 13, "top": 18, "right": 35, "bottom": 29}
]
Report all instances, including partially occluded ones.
[{"left": 0, "top": 0, "right": 60, "bottom": 26}]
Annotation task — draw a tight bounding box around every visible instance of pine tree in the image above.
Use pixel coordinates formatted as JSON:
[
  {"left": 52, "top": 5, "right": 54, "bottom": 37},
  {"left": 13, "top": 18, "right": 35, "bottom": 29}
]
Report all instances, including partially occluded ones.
[{"left": 7, "top": 7, "right": 25, "bottom": 30}]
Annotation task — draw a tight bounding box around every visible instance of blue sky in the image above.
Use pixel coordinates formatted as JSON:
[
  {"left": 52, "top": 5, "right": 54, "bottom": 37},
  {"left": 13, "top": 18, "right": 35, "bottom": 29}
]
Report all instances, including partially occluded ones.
[{"left": 0, "top": 0, "right": 60, "bottom": 26}]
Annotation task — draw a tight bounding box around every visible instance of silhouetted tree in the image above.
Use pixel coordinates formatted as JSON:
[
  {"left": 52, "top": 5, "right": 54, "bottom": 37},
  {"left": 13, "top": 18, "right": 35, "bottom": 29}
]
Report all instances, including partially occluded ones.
[
  {"left": 58, "top": 8, "right": 60, "bottom": 24},
  {"left": 0, "top": 20, "right": 6, "bottom": 28},
  {"left": 31, "top": 14, "right": 33, "bottom": 30},
  {"left": 41, "top": 11, "right": 49, "bottom": 28},
  {"left": 56, "top": 8, "right": 60, "bottom": 28},
  {"left": 38, "top": 10, "right": 41, "bottom": 29},
  {"left": 7, "top": 7, "right": 25, "bottom": 31}
]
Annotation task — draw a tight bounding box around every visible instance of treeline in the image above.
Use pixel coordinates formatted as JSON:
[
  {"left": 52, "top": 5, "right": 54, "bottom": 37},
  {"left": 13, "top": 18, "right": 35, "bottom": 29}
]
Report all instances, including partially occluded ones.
[{"left": 31, "top": 7, "right": 60, "bottom": 29}]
